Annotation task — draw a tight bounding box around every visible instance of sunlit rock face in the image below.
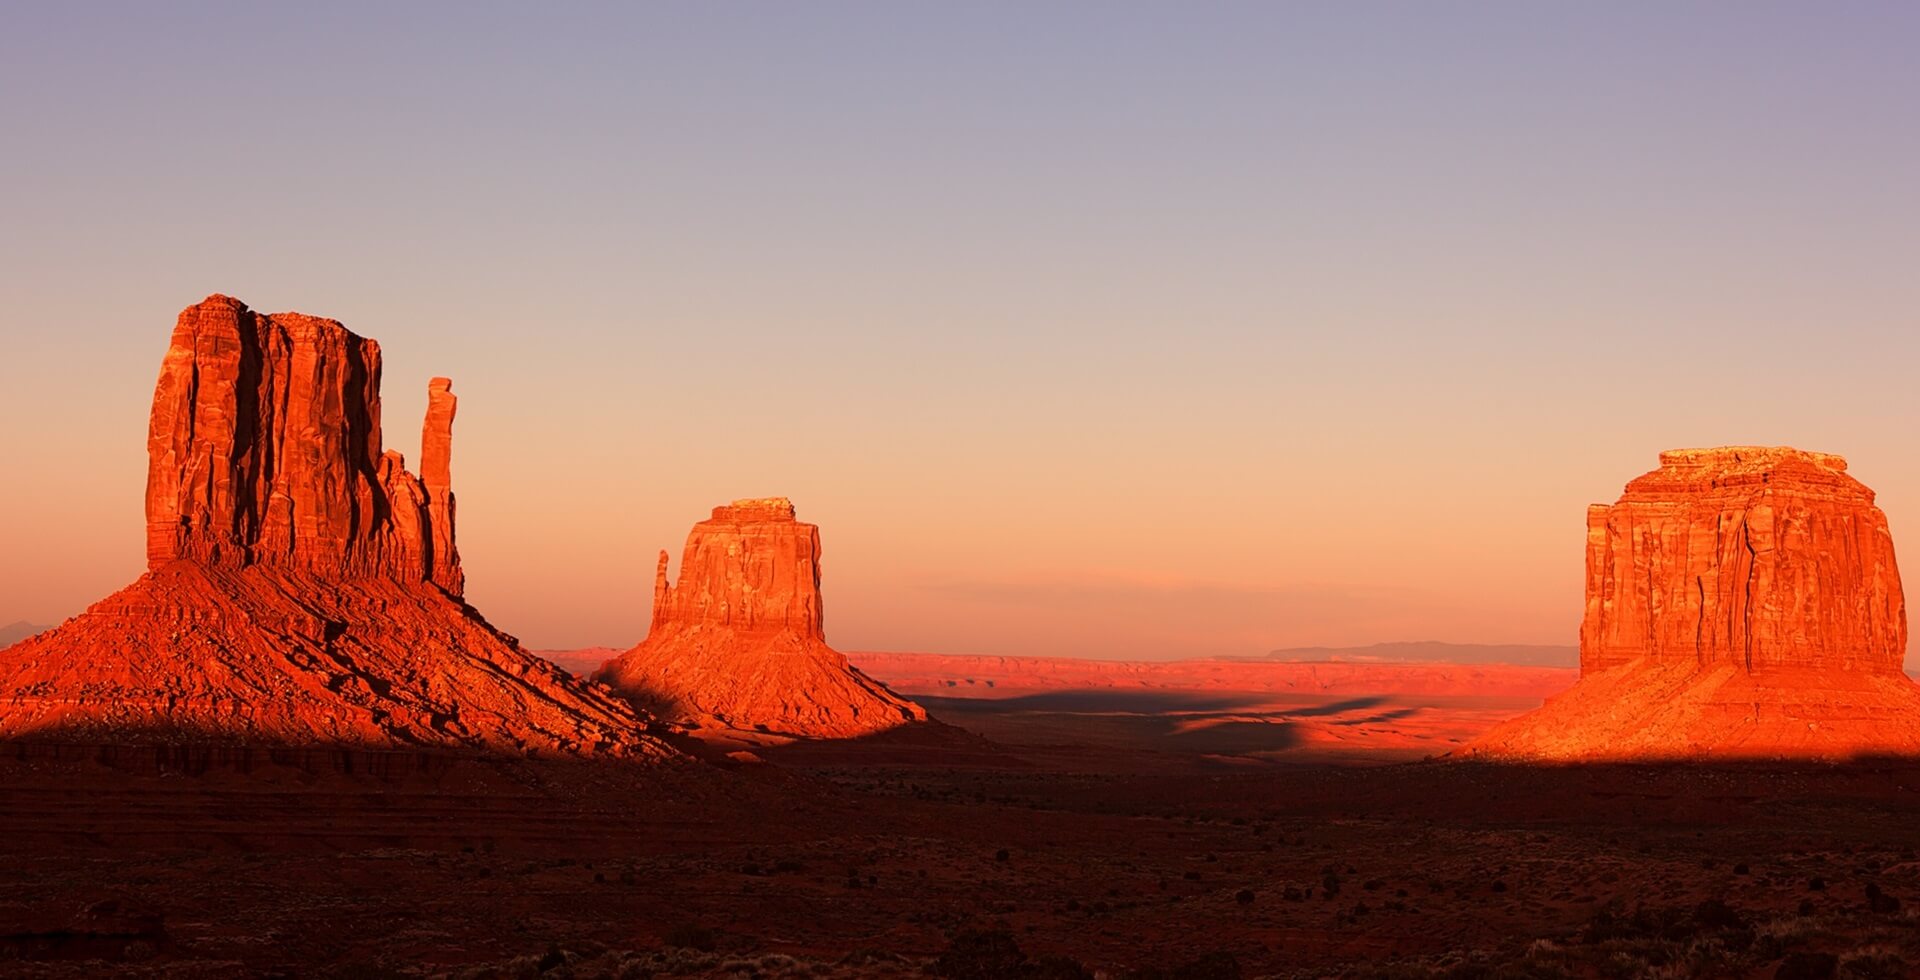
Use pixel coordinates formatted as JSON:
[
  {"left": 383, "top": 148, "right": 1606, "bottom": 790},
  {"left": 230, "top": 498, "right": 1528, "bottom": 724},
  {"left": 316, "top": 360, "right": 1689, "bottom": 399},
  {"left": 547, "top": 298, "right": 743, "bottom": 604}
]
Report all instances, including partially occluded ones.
[
  {"left": 1467, "top": 447, "right": 1920, "bottom": 761},
  {"left": 144, "top": 296, "right": 464, "bottom": 593},
  {"left": 597, "top": 498, "right": 927, "bottom": 740},
  {"left": 0, "top": 295, "right": 675, "bottom": 759},
  {"left": 647, "top": 498, "right": 826, "bottom": 638},
  {"left": 1580, "top": 447, "right": 1905, "bottom": 676}
]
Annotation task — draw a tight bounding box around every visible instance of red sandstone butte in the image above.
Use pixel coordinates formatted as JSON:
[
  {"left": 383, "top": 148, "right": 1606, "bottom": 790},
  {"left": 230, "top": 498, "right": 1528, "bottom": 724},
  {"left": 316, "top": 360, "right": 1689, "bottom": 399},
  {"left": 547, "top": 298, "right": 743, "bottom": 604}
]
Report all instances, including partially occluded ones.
[
  {"left": 597, "top": 498, "right": 926, "bottom": 740},
  {"left": 1468, "top": 447, "right": 1920, "bottom": 760},
  {"left": 0, "top": 295, "right": 673, "bottom": 759}
]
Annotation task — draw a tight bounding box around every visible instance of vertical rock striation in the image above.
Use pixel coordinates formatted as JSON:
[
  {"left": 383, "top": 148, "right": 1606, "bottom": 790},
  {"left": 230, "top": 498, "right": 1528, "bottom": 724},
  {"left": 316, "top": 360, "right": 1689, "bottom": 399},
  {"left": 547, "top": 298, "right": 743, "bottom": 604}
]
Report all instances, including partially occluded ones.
[
  {"left": 647, "top": 498, "right": 825, "bottom": 637},
  {"left": 1467, "top": 447, "right": 1920, "bottom": 760},
  {"left": 143, "top": 296, "right": 464, "bottom": 592},
  {"left": 598, "top": 498, "right": 926, "bottom": 740},
  {"left": 1578, "top": 448, "right": 1904, "bottom": 676},
  {"left": 0, "top": 295, "right": 673, "bottom": 759}
]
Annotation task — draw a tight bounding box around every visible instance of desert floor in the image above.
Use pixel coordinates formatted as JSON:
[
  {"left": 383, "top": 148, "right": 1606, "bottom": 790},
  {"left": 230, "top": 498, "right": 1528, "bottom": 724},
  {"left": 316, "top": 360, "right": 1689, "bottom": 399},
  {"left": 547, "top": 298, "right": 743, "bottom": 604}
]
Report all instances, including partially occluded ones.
[{"left": 2, "top": 671, "right": 1917, "bottom": 978}]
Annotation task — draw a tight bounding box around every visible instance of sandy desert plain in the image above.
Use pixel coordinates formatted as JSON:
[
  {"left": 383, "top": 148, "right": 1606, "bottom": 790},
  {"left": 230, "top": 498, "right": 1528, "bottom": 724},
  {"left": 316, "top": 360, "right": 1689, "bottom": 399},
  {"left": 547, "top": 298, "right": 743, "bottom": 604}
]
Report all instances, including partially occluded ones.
[{"left": 4, "top": 657, "right": 1920, "bottom": 980}]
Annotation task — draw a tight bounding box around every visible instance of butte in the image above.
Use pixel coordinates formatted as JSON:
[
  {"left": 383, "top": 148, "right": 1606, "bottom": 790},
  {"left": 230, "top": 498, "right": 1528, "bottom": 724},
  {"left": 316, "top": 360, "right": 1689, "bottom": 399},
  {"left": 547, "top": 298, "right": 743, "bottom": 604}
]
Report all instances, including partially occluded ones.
[
  {"left": 1467, "top": 447, "right": 1920, "bottom": 760},
  {"left": 596, "top": 498, "right": 926, "bottom": 741},
  {"left": 0, "top": 295, "right": 672, "bottom": 759}
]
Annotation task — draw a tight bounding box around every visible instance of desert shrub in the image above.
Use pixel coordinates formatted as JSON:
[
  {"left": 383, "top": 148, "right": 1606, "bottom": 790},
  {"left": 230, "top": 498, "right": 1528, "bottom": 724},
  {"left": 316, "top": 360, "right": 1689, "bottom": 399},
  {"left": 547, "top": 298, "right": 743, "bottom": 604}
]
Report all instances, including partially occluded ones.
[
  {"left": 663, "top": 923, "right": 717, "bottom": 953},
  {"left": 1839, "top": 945, "right": 1908, "bottom": 979},
  {"left": 1863, "top": 883, "right": 1901, "bottom": 914},
  {"left": 1122, "top": 950, "right": 1243, "bottom": 980},
  {"left": 837, "top": 948, "right": 912, "bottom": 968},
  {"left": 1640, "top": 938, "right": 1745, "bottom": 979},
  {"left": 1755, "top": 914, "right": 1818, "bottom": 943},
  {"left": 1775, "top": 951, "right": 1838, "bottom": 980},
  {"left": 1169, "top": 950, "right": 1243, "bottom": 980},
  {"left": 932, "top": 929, "right": 1024, "bottom": 979},
  {"left": 1029, "top": 955, "right": 1097, "bottom": 980},
  {"left": 1692, "top": 899, "right": 1746, "bottom": 931},
  {"left": 1581, "top": 903, "right": 1694, "bottom": 944},
  {"left": 931, "top": 927, "right": 1091, "bottom": 980}
]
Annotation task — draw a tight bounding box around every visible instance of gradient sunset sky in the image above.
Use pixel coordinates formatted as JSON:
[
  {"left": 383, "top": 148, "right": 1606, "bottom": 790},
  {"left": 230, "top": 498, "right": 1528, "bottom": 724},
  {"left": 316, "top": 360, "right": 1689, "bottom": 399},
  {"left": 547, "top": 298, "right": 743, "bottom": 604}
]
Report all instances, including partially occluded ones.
[{"left": 3, "top": 4, "right": 1917, "bottom": 660}]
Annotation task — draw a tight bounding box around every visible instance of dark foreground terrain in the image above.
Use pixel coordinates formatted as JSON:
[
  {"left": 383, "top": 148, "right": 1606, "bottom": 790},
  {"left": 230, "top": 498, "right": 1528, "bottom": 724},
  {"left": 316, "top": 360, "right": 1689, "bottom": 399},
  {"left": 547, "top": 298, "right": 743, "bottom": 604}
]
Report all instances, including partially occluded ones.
[{"left": 1, "top": 732, "right": 1918, "bottom": 979}]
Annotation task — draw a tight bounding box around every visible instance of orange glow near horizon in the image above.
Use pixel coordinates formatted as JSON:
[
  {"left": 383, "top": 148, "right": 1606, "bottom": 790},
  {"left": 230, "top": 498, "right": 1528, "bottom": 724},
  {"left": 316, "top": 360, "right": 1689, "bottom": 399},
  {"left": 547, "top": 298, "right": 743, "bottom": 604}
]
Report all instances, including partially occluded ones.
[{"left": 3, "top": 6, "right": 1918, "bottom": 663}]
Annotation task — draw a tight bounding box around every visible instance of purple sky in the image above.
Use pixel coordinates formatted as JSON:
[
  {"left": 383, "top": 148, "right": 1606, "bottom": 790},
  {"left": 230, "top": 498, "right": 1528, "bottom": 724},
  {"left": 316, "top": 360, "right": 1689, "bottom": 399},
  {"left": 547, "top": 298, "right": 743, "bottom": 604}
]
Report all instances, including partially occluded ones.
[{"left": 3, "top": 4, "right": 1917, "bottom": 659}]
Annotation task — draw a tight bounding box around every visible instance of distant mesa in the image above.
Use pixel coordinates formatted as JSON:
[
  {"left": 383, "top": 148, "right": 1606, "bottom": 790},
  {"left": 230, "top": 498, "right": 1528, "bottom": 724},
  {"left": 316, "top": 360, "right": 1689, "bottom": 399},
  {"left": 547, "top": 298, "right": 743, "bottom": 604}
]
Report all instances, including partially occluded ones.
[
  {"left": 846, "top": 650, "right": 1575, "bottom": 701},
  {"left": 1260, "top": 642, "right": 1578, "bottom": 668},
  {"left": 596, "top": 498, "right": 927, "bottom": 740},
  {"left": 0, "top": 622, "right": 48, "bottom": 649},
  {"left": 1466, "top": 447, "right": 1920, "bottom": 760},
  {"left": 0, "top": 295, "right": 674, "bottom": 759},
  {"left": 534, "top": 646, "right": 624, "bottom": 678}
]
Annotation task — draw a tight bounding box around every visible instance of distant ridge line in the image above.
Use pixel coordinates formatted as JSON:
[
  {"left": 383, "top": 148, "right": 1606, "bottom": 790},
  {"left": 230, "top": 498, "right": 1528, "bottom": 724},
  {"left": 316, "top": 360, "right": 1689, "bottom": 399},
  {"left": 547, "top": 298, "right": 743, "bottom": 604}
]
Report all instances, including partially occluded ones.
[
  {"left": 0, "top": 622, "right": 49, "bottom": 648},
  {"left": 1253, "top": 641, "right": 1577, "bottom": 667}
]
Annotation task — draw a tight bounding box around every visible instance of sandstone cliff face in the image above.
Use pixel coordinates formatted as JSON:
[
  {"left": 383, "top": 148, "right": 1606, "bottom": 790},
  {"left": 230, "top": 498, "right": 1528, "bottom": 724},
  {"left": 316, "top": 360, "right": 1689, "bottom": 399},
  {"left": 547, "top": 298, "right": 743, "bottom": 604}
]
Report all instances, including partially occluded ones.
[
  {"left": 1469, "top": 447, "right": 1920, "bottom": 760},
  {"left": 1580, "top": 448, "right": 1905, "bottom": 676},
  {"left": 648, "top": 498, "right": 825, "bottom": 636},
  {"left": 0, "top": 296, "right": 673, "bottom": 759},
  {"left": 144, "top": 296, "right": 464, "bottom": 593},
  {"left": 598, "top": 498, "right": 926, "bottom": 740}
]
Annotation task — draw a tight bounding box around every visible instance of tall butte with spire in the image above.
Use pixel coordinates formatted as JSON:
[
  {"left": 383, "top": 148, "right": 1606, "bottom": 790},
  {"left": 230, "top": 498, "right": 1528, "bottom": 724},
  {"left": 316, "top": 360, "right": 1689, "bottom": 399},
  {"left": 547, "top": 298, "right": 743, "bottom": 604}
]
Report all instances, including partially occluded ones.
[
  {"left": 0, "top": 295, "right": 672, "bottom": 758},
  {"left": 597, "top": 498, "right": 926, "bottom": 740},
  {"left": 1467, "top": 447, "right": 1920, "bottom": 760}
]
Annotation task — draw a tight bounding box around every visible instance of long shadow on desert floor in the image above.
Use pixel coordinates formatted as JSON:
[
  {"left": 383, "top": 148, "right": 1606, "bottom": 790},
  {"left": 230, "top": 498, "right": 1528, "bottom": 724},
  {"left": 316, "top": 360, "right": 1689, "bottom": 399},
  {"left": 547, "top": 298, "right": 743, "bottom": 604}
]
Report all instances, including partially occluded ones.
[{"left": 906, "top": 689, "right": 1538, "bottom": 765}]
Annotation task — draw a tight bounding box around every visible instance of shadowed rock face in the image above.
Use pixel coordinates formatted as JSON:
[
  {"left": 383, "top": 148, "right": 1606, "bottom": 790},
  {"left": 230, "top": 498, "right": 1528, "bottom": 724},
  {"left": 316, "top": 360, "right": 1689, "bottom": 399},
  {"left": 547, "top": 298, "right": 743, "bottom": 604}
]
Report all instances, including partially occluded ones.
[
  {"left": 0, "top": 295, "right": 673, "bottom": 759},
  {"left": 598, "top": 498, "right": 926, "bottom": 740},
  {"left": 1469, "top": 447, "right": 1920, "bottom": 761}
]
